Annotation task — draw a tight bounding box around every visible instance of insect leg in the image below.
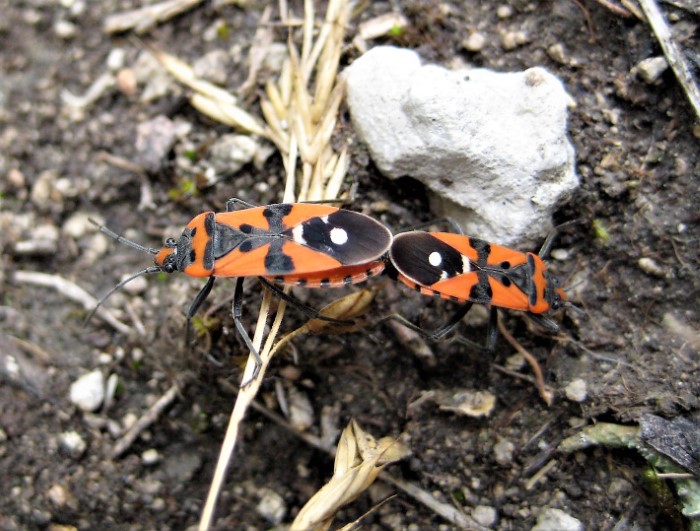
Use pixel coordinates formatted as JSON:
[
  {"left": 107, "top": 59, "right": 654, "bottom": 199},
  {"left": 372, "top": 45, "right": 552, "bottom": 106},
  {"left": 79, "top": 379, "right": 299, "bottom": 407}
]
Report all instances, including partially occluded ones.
[
  {"left": 485, "top": 307, "right": 499, "bottom": 352},
  {"left": 526, "top": 312, "right": 561, "bottom": 333},
  {"left": 185, "top": 276, "right": 216, "bottom": 347},
  {"left": 225, "top": 198, "right": 258, "bottom": 212},
  {"left": 257, "top": 277, "right": 354, "bottom": 325},
  {"left": 383, "top": 302, "right": 474, "bottom": 342},
  {"left": 231, "top": 276, "right": 263, "bottom": 385}
]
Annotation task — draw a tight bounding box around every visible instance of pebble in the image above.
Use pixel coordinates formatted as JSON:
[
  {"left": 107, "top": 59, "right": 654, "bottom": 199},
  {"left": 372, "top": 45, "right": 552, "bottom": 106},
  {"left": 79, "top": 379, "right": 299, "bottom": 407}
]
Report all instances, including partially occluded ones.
[
  {"left": 636, "top": 56, "right": 668, "bottom": 84},
  {"left": 121, "top": 273, "right": 148, "bottom": 295},
  {"left": 532, "top": 508, "right": 583, "bottom": 531},
  {"left": 106, "top": 48, "right": 126, "bottom": 71},
  {"left": 54, "top": 19, "right": 76, "bottom": 39},
  {"left": 59, "top": 431, "right": 87, "bottom": 458},
  {"left": 463, "top": 32, "right": 486, "bottom": 52},
  {"left": 564, "top": 379, "right": 588, "bottom": 402},
  {"left": 134, "top": 115, "right": 190, "bottom": 173},
  {"left": 638, "top": 257, "right": 666, "bottom": 278},
  {"left": 501, "top": 30, "right": 528, "bottom": 50},
  {"left": 493, "top": 438, "right": 515, "bottom": 466},
  {"left": 288, "top": 386, "right": 314, "bottom": 431},
  {"left": 193, "top": 49, "right": 231, "bottom": 86},
  {"left": 62, "top": 211, "right": 94, "bottom": 239},
  {"left": 209, "top": 134, "right": 259, "bottom": 175},
  {"left": 472, "top": 505, "right": 497, "bottom": 527},
  {"left": 497, "top": 5, "right": 514, "bottom": 18},
  {"left": 142, "top": 449, "right": 161, "bottom": 465},
  {"left": 46, "top": 484, "right": 73, "bottom": 508},
  {"left": 69, "top": 370, "right": 105, "bottom": 412},
  {"left": 256, "top": 487, "right": 287, "bottom": 524}
]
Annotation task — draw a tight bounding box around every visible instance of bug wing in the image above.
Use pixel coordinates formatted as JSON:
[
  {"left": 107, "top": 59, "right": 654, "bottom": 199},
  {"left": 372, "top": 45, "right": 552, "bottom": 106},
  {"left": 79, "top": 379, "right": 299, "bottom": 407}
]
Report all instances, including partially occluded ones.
[{"left": 288, "top": 209, "right": 392, "bottom": 268}]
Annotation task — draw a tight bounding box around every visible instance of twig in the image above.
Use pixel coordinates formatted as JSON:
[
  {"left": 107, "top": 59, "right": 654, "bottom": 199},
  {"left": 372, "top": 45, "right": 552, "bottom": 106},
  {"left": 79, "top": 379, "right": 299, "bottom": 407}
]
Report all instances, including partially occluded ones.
[
  {"left": 638, "top": 0, "right": 700, "bottom": 121},
  {"left": 104, "top": 0, "right": 204, "bottom": 35},
  {"left": 111, "top": 384, "right": 181, "bottom": 458},
  {"left": 13, "top": 271, "right": 130, "bottom": 335},
  {"left": 497, "top": 318, "right": 554, "bottom": 406}
]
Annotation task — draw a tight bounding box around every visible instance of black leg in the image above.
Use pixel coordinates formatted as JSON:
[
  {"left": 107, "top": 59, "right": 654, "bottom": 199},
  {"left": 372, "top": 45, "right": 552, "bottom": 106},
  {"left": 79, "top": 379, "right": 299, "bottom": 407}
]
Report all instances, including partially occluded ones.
[
  {"left": 526, "top": 312, "right": 561, "bottom": 333},
  {"left": 185, "top": 276, "right": 216, "bottom": 347},
  {"left": 485, "top": 307, "right": 499, "bottom": 352},
  {"left": 226, "top": 198, "right": 258, "bottom": 212},
  {"left": 398, "top": 217, "right": 463, "bottom": 234},
  {"left": 232, "top": 276, "right": 263, "bottom": 385},
  {"left": 538, "top": 219, "right": 578, "bottom": 258},
  {"left": 383, "top": 302, "right": 474, "bottom": 342},
  {"left": 257, "top": 277, "right": 354, "bottom": 325}
]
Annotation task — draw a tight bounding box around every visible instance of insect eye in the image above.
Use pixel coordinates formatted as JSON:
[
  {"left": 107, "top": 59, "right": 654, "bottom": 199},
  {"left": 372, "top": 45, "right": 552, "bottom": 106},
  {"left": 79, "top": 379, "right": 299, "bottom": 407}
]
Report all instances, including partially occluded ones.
[
  {"left": 165, "top": 238, "right": 177, "bottom": 247},
  {"left": 163, "top": 263, "right": 176, "bottom": 273}
]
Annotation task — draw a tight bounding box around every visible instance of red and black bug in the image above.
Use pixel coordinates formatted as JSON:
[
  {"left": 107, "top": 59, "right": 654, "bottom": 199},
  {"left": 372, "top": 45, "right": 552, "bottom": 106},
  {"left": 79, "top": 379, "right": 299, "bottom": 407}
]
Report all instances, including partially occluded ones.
[
  {"left": 90, "top": 199, "right": 393, "bottom": 380},
  {"left": 387, "top": 229, "right": 569, "bottom": 349}
]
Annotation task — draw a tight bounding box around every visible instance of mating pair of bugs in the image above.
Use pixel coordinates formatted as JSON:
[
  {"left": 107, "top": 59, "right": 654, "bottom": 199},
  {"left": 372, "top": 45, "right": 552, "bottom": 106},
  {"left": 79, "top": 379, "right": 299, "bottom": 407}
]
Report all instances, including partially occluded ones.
[{"left": 92, "top": 199, "right": 570, "bottom": 381}]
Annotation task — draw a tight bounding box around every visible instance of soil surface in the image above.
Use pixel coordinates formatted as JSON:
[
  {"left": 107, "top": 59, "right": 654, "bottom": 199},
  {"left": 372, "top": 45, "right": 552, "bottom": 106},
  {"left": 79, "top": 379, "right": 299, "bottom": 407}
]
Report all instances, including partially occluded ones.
[{"left": 1, "top": 1, "right": 699, "bottom": 529}]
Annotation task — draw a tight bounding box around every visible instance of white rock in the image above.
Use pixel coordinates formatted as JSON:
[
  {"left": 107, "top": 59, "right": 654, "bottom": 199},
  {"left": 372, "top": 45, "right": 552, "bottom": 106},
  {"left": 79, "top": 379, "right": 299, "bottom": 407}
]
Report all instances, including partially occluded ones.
[
  {"left": 59, "top": 430, "right": 87, "bottom": 458},
  {"left": 69, "top": 370, "right": 105, "bottom": 412},
  {"left": 62, "top": 211, "right": 94, "bottom": 239},
  {"left": 636, "top": 56, "right": 668, "bottom": 84},
  {"left": 564, "top": 378, "right": 588, "bottom": 402},
  {"left": 493, "top": 437, "right": 515, "bottom": 466},
  {"left": 532, "top": 508, "right": 583, "bottom": 531},
  {"left": 472, "top": 505, "right": 497, "bottom": 527},
  {"left": 345, "top": 46, "right": 579, "bottom": 245},
  {"left": 256, "top": 487, "right": 286, "bottom": 524},
  {"left": 209, "top": 134, "right": 259, "bottom": 175}
]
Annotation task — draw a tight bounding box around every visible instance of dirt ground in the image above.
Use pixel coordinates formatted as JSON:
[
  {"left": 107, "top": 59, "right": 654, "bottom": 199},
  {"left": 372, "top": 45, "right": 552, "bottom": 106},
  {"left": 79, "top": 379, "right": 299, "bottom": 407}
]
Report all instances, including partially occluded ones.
[{"left": 1, "top": 0, "right": 699, "bottom": 529}]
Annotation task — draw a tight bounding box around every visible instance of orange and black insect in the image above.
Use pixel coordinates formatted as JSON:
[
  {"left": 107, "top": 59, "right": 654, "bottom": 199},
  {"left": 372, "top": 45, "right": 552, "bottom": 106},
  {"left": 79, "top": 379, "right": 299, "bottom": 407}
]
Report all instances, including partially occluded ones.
[
  {"left": 90, "top": 200, "right": 393, "bottom": 379},
  {"left": 387, "top": 229, "right": 568, "bottom": 349}
]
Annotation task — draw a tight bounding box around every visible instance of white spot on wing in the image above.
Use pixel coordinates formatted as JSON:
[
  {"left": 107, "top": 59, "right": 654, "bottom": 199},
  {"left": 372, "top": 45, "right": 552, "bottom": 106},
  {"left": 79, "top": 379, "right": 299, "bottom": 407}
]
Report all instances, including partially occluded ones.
[
  {"left": 330, "top": 227, "right": 349, "bottom": 245},
  {"left": 292, "top": 224, "right": 306, "bottom": 245},
  {"left": 428, "top": 251, "right": 442, "bottom": 267},
  {"left": 462, "top": 254, "right": 471, "bottom": 273}
]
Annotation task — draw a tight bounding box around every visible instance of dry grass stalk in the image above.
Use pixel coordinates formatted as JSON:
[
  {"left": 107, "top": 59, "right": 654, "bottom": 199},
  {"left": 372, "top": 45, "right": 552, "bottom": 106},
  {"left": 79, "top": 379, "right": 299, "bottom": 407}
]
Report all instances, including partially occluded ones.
[
  {"left": 291, "top": 419, "right": 410, "bottom": 530},
  {"left": 191, "top": 1, "right": 361, "bottom": 528}
]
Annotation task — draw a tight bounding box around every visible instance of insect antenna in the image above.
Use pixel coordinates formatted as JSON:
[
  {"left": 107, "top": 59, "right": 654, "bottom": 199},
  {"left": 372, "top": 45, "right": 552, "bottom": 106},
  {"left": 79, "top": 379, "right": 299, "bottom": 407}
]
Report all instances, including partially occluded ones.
[
  {"left": 89, "top": 218, "right": 160, "bottom": 255},
  {"left": 84, "top": 266, "right": 163, "bottom": 326}
]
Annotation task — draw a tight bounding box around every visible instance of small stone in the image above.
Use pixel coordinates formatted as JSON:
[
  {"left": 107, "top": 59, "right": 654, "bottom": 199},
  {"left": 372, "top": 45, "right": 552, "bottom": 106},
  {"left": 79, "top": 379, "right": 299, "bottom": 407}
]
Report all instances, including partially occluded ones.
[
  {"left": 256, "top": 487, "right": 287, "bottom": 524},
  {"left": 106, "top": 48, "right": 126, "bottom": 71},
  {"left": 564, "top": 379, "right": 587, "bottom": 402},
  {"left": 69, "top": 370, "right": 105, "bottom": 412},
  {"left": 472, "top": 505, "right": 497, "bottom": 527},
  {"left": 142, "top": 449, "right": 161, "bottom": 465},
  {"left": 7, "top": 168, "right": 25, "bottom": 189},
  {"left": 288, "top": 386, "right": 314, "bottom": 431},
  {"left": 501, "top": 30, "right": 528, "bottom": 50},
  {"left": 532, "top": 508, "right": 583, "bottom": 531},
  {"left": 193, "top": 50, "right": 231, "bottom": 86},
  {"left": 116, "top": 68, "right": 138, "bottom": 97},
  {"left": 54, "top": 19, "right": 76, "bottom": 39},
  {"left": 638, "top": 257, "right": 666, "bottom": 278},
  {"left": 59, "top": 431, "right": 87, "bottom": 458},
  {"left": 636, "top": 56, "right": 668, "bottom": 84},
  {"left": 134, "top": 115, "right": 190, "bottom": 173},
  {"left": 493, "top": 438, "right": 515, "bottom": 466},
  {"left": 62, "top": 211, "right": 94, "bottom": 239},
  {"left": 463, "top": 32, "right": 486, "bottom": 52},
  {"left": 121, "top": 273, "right": 148, "bottom": 295},
  {"left": 30, "top": 170, "right": 58, "bottom": 209},
  {"left": 547, "top": 43, "right": 568, "bottom": 65},
  {"left": 550, "top": 248, "right": 570, "bottom": 261},
  {"left": 264, "top": 42, "right": 289, "bottom": 72},
  {"left": 47, "top": 484, "right": 72, "bottom": 508},
  {"left": 496, "top": 5, "right": 514, "bottom": 18},
  {"left": 209, "top": 134, "right": 259, "bottom": 175}
]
